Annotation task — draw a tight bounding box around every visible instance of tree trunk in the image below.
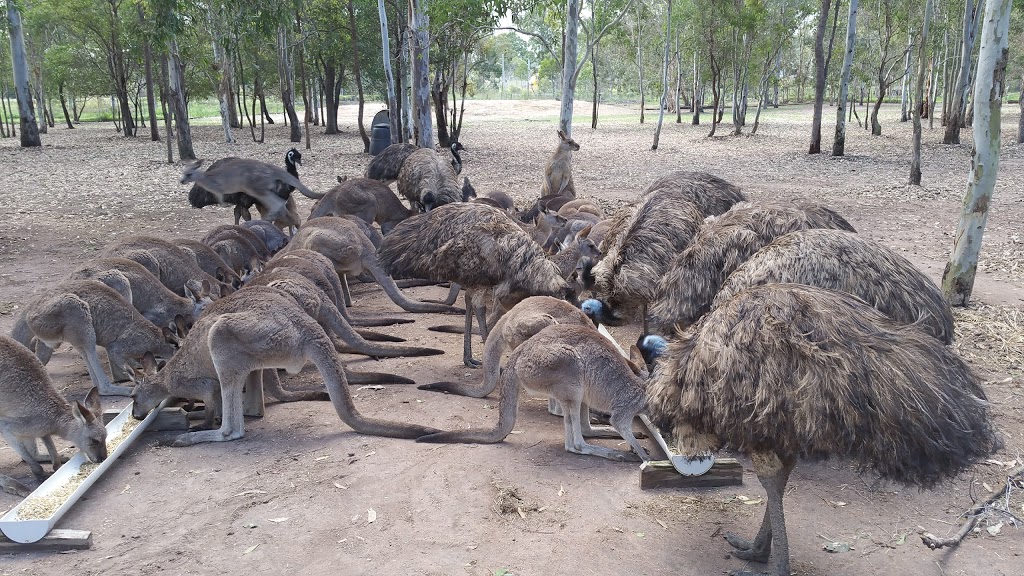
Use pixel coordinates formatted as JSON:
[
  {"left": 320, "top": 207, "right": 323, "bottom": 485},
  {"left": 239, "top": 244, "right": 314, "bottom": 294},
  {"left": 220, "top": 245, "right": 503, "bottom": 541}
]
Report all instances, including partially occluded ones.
[
  {"left": 943, "top": 0, "right": 981, "bottom": 144},
  {"left": 58, "top": 81, "right": 74, "bottom": 129},
  {"left": 209, "top": 13, "right": 235, "bottom": 144},
  {"left": 6, "top": 3, "right": 41, "bottom": 147},
  {"left": 941, "top": 0, "right": 1012, "bottom": 306},
  {"left": 809, "top": 0, "right": 834, "bottom": 154},
  {"left": 159, "top": 53, "right": 174, "bottom": 162},
  {"left": 138, "top": 4, "right": 160, "bottom": 141},
  {"left": 257, "top": 75, "right": 274, "bottom": 124},
  {"left": 832, "top": 0, "right": 859, "bottom": 156},
  {"left": 1018, "top": 75, "right": 1024, "bottom": 144},
  {"left": 707, "top": 56, "right": 721, "bottom": 137},
  {"left": 909, "top": 0, "right": 933, "bottom": 185},
  {"left": 652, "top": 0, "right": 672, "bottom": 150},
  {"left": 348, "top": 0, "right": 369, "bottom": 149},
  {"left": 559, "top": 0, "right": 582, "bottom": 136},
  {"left": 900, "top": 31, "right": 913, "bottom": 122},
  {"left": 410, "top": 0, "right": 433, "bottom": 147},
  {"left": 674, "top": 32, "right": 681, "bottom": 123},
  {"left": 323, "top": 59, "right": 340, "bottom": 135},
  {"left": 692, "top": 52, "right": 700, "bottom": 125},
  {"left": 591, "top": 41, "right": 600, "bottom": 129},
  {"left": 635, "top": 6, "right": 644, "bottom": 126},
  {"left": 870, "top": 88, "right": 884, "bottom": 135},
  {"left": 399, "top": 23, "right": 414, "bottom": 142},
  {"left": 277, "top": 25, "right": 301, "bottom": 143},
  {"left": 29, "top": 39, "right": 47, "bottom": 135},
  {"left": 168, "top": 39, "right": 196, "bottom": 161},
  {"left": 296, "top": 11, "right": 311, "bottom": 151},
  {"left": 377, "top": 0, "right": 400, "bottom": 144}
]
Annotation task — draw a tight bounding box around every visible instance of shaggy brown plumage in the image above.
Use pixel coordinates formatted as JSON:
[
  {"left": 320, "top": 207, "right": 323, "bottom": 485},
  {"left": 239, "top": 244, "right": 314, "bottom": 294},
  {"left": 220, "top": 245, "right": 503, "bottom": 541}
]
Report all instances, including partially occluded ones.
[
  {"left": 396, "top": 148, "right": 465, "bottom": 211},
  {"left": 379, "top": 203, "right": 570, "bottom": 366},
  {"left": 715, "top": 229, "right": 954, "bottom": 343},
  {"left": 648, "top": 201, "right": 857, "bottom": 333},
  {"left": 365, "top": 143, "right": 418, "bottom": 182},
  {"left": 648, "top": 283, "right": 999, "bottom": 576},
  {"left": 589, "top": 191, "right": 704, "bottom": 315},
  {"left": 642, "top": 171, "right": 746, "bottom": 217}
]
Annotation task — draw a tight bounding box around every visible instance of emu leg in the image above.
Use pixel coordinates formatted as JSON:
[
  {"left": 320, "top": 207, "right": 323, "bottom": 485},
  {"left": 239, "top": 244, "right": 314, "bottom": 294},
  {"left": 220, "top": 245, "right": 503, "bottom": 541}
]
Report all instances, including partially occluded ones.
[
  {"left": 462, "top": 291, "right": 481, "bottom": 368},
  {"left": 726, "top": 506, "right": 772, "bottom": 559},
  {"left": 729, "top": 452, "right": 795, "bottom": 576}
]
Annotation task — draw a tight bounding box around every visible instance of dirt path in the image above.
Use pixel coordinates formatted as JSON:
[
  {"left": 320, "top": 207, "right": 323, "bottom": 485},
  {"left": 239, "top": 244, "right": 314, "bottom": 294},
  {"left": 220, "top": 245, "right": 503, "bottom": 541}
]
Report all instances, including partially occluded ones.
[{"left": 0, "top": 101, "right": 1021, "bottom": 576}]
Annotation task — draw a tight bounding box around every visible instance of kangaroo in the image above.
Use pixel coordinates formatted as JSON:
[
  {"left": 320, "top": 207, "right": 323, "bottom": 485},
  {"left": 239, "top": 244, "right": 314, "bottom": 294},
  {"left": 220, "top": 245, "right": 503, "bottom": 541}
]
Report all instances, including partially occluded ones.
[
  {"left": 102, "top": 235, "right": 229, "bottom": 298},
  {"left": 179, "top": 158, "right": 324, "bottom": 225},
  {"left": 557, "top": 198, "right": 603, "bottom": 219},
  {"left": 69, "top": 257, "right": 214, "bottom": 329},
  {"left": 14, "top": 280, "right": 178, "bottom": 396},
  {"left": 246, "top": 268, "right": 443, "bottom": 359},
  {"left": 241, "top": 219, "right": 289, "bottom": 253},
  {"left": 539, "top": 130, "right": 579, "bottom": 198},
  {"left": 174, "top": 238, "right": 242, "bottom": 284},
  {"left": 281, "top": 217, "right": 464, "bottom": 315},
  {"left": 309, "top": 178, "right": 417, "bottom": 234},
  {"left": 130, "top": 287, "right": 441, "bottom": 445},
  {"left": 417, "top": 323, "right": 649, "bottom": 462},
  {"left": 202, "top": 224, "right": 272, "bottom": 260},
  {"left": 0, "top": 336, "right": 106, "bottom": 496},
  {"left": 262, "top": 250, "right": 412, "bottom": 328}
]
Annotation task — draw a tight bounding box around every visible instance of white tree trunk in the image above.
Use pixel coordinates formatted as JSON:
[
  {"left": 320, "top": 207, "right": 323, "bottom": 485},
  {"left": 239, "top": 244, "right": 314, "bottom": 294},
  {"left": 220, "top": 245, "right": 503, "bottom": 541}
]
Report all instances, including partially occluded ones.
[
  {"left": 652, "top": 0, "right": 672, "bottom": 150},
  {"left": 909, "top": 0, "right": 933, "bottom": 185},
  {"left": 6, "top": 3, "right": 40, "bottom": 147},
  {"left": 208, "top": 12, "right": 235, "bottom": 144},
  {"left": 943, "top": 0, "right": 981, "bottom": 143},
  {"left": 832, "top": 0, "right": 859, "bottom": 156},
  {"left": 410, "top": 0, "right": 433, "bottom": 148},
  {"left": 559, "top": 0, "right": 581, "bottom": 136},
  {"left": 899, "top": 31, "right": 913, "bottom": 122},
  {"left": 377, "top": 0, "right": 400, "bottom": 144},
  {"left": 941, "top": 0, "right": 1013, "bottom": 306}
]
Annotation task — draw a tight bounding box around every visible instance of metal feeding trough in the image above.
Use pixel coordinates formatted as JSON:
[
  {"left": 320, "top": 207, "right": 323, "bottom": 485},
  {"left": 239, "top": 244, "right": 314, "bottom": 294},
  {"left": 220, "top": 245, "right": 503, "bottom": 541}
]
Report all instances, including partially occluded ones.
[
  {"left": 0, "top": 400, "right": 167, "bottom": 544},
  {"left": 594, "top": 324, "right": 716, "bottom": 477}
]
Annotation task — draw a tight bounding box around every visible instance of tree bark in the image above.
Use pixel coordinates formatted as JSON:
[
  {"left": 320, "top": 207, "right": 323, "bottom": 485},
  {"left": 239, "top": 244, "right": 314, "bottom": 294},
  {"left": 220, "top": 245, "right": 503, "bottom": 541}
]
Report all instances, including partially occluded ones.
[
  {"left": 691, "top": 51, "right": 700, "bottom": 125},
  {"left": 168, "top": 39, "right": 196, "bottom": 161},
  {"left": 137, "top": 5, "right": 160, "bottom": 141},
  {"left": 591, "top": 41, "right": 600, "bottom": 129},
  {"left": 377, "top": 0, "right": 400, "bottom": 144},
  {"left": 159, "top": 53, "right": 174, "bottom": 162},
  {"left": 832, "top": 0, "right": 858, "bottom": 156},
  {"left": 808, "top": 0, "right": 834, "bottom": 154},
  {"left": 1018, "top": 75, "right": 1024, "bottom": 144},
  {"left": 277, "top": 25, "right": 301, "bottom": 143},
  {"left": 674, "top": 32, "right": 681, "bottom": 123},
  {"left": 635, "top": 6, "right": 645, "bottom": 125},
  {"left": 560, "top": 0, "right": 582, "bottom": 136},
  {"left": 58, "top": 81, "right": 74, "bottom": 129},
  {"left": 209, "top": 12, "right": 235, "bottom": 144},
  {"left": 941, "top": 0, "right": 1012, "bottom": 306},
  {"left": 322, "top": 58, "right": 340, "bottom": 135},
  {"left": 652, "top": 0, "right": 672, "bottom": 150},
  {"left": 900, "top": 31, "right": 913, "bottom": 122},
  {"left": 295, "top": 11, "right": 311, "bottom": 151},
  {"left": 943, "top": 0, "right": 981, "bottom": 144},
  {"left": 410, "top": 0, "right": 433, "bottom": 147},
  {"left": 348, "top": 0, "right": 369, "bottom": 149},
  {"left": 909, "top": 0, "right": 933, "bottom": 185},
  {"left": 6, "top": 3, "right": 41, "bottom": 147}
]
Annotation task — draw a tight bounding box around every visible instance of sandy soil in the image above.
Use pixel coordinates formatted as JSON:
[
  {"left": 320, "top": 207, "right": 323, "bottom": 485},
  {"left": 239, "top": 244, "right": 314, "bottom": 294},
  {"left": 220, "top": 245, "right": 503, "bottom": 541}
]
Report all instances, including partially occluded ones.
[{"left": 0, "top": 100, "right": 1022, "bottom": 576}]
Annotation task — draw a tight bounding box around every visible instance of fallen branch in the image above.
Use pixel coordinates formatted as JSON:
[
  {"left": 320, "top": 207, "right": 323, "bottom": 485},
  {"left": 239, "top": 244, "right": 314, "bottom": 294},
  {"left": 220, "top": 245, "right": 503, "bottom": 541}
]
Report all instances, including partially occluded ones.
[{"left": 921, "top": 464, "right": 1024, "bottom": 550}]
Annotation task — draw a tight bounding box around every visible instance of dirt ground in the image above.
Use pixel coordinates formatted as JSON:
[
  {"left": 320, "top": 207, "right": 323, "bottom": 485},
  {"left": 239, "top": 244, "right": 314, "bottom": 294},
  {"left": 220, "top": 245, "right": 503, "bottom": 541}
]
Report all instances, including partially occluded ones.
[{"left": 1, "top": 100, "right": 1022, "bottom": 576}]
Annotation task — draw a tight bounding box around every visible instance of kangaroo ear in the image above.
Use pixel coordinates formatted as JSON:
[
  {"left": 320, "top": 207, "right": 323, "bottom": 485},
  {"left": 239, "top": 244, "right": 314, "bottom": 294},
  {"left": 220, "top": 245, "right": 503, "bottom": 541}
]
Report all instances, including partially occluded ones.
[
  {"left": 141, "top": 351, "right": 159, "bottom": 374},
  {"left": 577, "top": 225, "right": 593, "bottom": 239},
  {"left": 162, "top": 326, "right": 179, "bottom": 346},
  {"left": 174, "top": 314, "right": 189, "bottom": 338},
  {"left": 202, "top": 279, "right": 213, "bottom": 296},
  {"left": 557, "top": 130, "right": 566, "bottom": 140},
  {"left": 76, "top": 387, "right": 102, "bottom": 421}
]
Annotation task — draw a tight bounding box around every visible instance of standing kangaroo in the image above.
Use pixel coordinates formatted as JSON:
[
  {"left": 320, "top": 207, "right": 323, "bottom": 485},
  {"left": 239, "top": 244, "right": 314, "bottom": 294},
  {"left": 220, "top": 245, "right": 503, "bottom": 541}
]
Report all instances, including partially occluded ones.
[
  {"left": 130, "top": 287, "right": 441, "bottom": 445},
  {"left": 13, "top": 280, "right": 178, "bottom": 396},
  {"left": 417, "top": 323, "right": 650, "bottom": 462},
  {"left": 180, "top": 158, "right": 324, "bottom": 225},
  {"left": 0, "top": 335, "right": 106, "bottom": 496},
  {"left": 539, "top": 130, "right": 579, "bottom": 198}
]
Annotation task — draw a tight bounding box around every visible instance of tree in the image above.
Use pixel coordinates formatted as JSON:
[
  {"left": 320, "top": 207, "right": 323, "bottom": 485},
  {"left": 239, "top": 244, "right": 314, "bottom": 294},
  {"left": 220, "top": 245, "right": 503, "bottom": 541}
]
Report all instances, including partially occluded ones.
[
  {"left": 277, "top": 23, "right": 302, "bottom": 143},
  {"left": 410, "top": 0, "right": 433, "bottom": 147},
  {"left": 941, "top": 0, "right": 1013, "bottom": 306},
  {"left": 832, "top": 0, "right": 858, "bottom": 156},
  {"left": 7, "top": 1, "right": 41, "bottom": 146},
  {"left": 909, "top": 0, "right": 933, "bottom": 185},
  {"left": 652, "top": 0, "right": 672, "bottom": 150},
  {"left": 867, "top": 1, "right": 909, "bottom": 136},
  {"left": 376, "top": 0, "right": 399, "bottom": 144},
  {"left": 942, "top": 0, "right": 982, "bottom": 144},
  {"left": 808, "top": 0, "right": 834, "bottom": 153}
]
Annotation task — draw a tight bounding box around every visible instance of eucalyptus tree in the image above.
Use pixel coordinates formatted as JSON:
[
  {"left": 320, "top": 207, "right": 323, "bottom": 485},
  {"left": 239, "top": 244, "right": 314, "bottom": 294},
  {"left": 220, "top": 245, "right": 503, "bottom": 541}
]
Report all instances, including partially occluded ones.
[
  {"left": 6, "top": 0, "right": 41, "bottom": 146},
  {"left": 942, "top": 0, "right": 982, "bottom": 144},
  {"left": 864, "top": 0, "right": 911, "bottom": 135},
  {"left": 831, "top": 0, "right": 858, "bottom": 155},
  {"left": 909, "top": 0, "right": 933, "bottom": 185}
]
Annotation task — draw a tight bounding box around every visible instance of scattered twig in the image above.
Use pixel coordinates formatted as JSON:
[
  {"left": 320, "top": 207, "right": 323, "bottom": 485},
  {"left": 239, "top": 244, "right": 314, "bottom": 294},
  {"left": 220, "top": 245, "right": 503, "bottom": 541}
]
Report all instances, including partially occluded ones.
[{"left": 921, "top": 465, "right": 1024, "bottom": 550}]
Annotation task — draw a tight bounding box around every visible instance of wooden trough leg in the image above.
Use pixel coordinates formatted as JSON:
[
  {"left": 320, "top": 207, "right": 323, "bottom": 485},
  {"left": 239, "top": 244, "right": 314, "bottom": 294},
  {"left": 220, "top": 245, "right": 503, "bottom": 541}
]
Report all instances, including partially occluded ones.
[
  {"left": 636, "top": 416, "right": 744, "bottom": 489},
  {"left": 0, "top": 529, "right": 92, "bottom": 551},
  {"left": 242, "top": 370, "right": 265, "bottom": 418}
]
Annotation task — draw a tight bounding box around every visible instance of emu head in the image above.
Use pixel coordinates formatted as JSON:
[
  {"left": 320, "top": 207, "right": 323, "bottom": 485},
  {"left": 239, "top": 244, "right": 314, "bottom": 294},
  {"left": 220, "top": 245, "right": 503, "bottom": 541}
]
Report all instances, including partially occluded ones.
[
  {"left": 461, "top": 177, "right": 477, "bottom": 202},
  {"left": 580, "top": 298, "right": 625, "bottom": 327},
  {"left": 286, "top": 148, "right": 302, "bottom": 167},
  {"left": 450, "top": 141, "right": 465, "bottom": 153},
  {"left": 179, "top": 159, "right": 206, "bottom": 184},
  {"left": 636, "top": 334, "right": 668, "bottom": 368},
  {"left": 556, "top": 130, "right": 580, "bottom": 152}
]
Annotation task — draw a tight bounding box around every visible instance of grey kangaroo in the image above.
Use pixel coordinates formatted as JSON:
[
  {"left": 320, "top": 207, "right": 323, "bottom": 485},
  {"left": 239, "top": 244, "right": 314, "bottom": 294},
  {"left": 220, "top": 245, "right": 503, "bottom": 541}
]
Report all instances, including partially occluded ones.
[
  {"left": 180, "top": 159, "right": 324, "bottom": 224},
  {"left": 0, "top": 335, "right": 106, "bottom": 496}
]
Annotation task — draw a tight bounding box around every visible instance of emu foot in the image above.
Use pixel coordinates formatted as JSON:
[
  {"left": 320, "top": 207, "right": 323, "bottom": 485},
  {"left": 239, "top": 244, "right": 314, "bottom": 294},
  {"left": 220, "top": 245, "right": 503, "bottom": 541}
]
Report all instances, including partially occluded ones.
[
  {"left": 463, "top": 357, "right": 482, "bottom": 368},
  {"left": 725, "top": 533, "right": 771, "bottom": 563}
]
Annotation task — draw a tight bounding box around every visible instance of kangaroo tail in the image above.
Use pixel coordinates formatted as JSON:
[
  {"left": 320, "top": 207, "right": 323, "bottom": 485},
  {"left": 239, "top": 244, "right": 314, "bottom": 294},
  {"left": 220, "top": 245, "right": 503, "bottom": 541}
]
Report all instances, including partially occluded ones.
[
  {"left": 416, "top": 354, "right": 519, "bottom": 444},
  {"left": 419, "top": 313, "right": 508, "bottom": 398}
]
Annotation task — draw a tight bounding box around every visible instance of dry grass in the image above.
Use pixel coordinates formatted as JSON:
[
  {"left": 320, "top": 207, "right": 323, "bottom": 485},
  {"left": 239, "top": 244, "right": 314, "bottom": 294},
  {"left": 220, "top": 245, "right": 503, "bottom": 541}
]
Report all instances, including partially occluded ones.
[{"left": 953, "top": 304, "right": 1024, "bottom": 375}]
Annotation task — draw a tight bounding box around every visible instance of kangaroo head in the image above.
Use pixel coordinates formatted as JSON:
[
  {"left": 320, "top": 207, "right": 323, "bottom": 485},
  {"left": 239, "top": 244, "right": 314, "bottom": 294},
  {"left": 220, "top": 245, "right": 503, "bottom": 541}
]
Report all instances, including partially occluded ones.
[
  {"left": 286, "top": 148, "right": 302, "bottom": 167},
  {"left": 69, "top": 387, "right": 108, "bottom": 464},
  {"left": 130, "top": 352, "right": 168, "bottom": 420},
  {"left": 461, "top": 177, "right": 476, "bottom": 201},
  {"left": 179, "top": 160, "right": 206, "bottom": 184},
  {"left": 184, "top": 279, "right": 215, "bottom": 318},
  {"left": 556, "top": 130, "right": 580, "bottom": 152}
]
